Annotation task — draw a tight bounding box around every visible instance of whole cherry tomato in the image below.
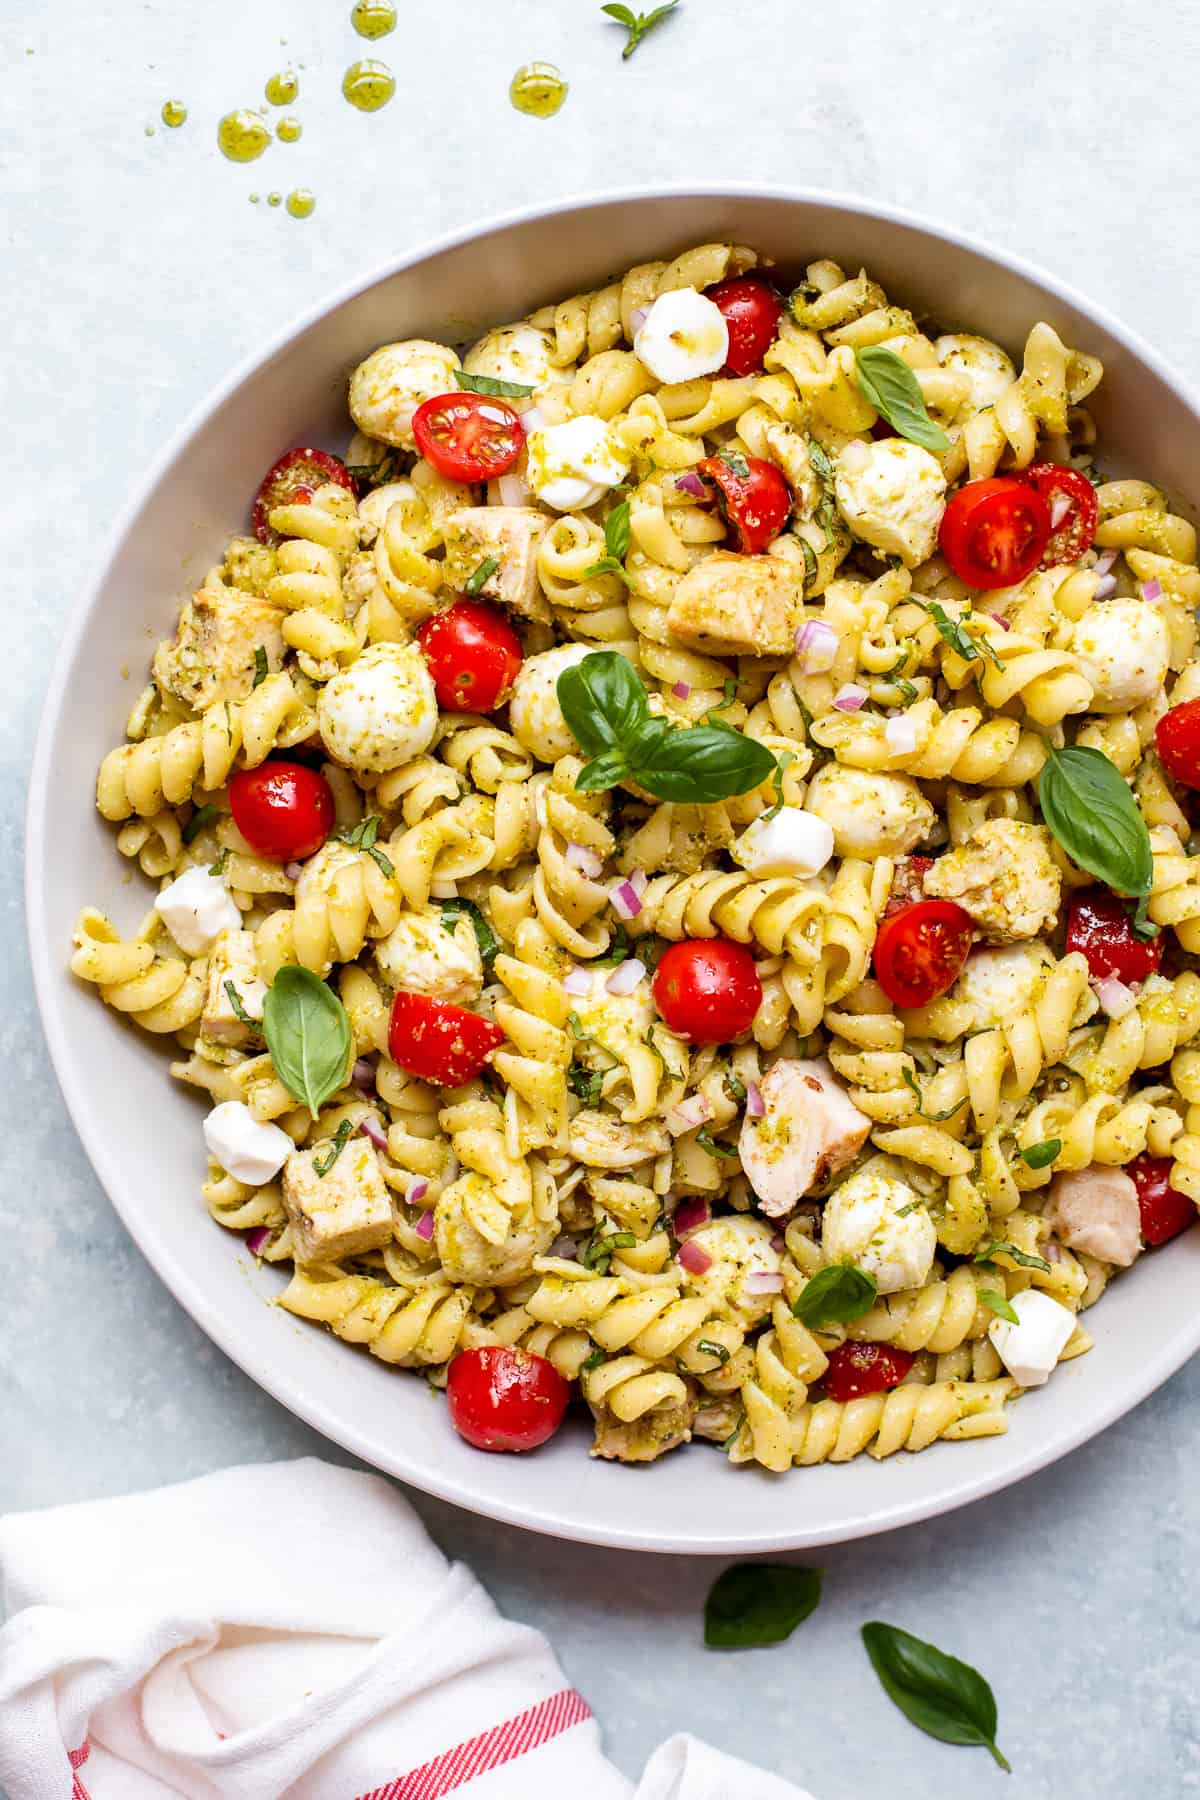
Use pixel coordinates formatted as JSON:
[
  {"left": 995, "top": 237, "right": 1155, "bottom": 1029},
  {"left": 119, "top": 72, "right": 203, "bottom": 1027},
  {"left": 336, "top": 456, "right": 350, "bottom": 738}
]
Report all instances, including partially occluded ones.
[
  {"left": 883, "top": 855, "right": 934, "bottom": 918},
  {"left": 698, "top": 453, "right": 792, "bottom": 554},
  {"left": 1155, "top": 698, "right": 1200, "bottom": 789},
  {"left": 388, "top": 991, "right": 505, "bottom": 1087},
  {"left": 417, "top": 600, "right": 524, "bottom": 712},
  {"left": 873, "top": 899, "right": 974, "bottom": 1010},
  {"left": 823, "top": 1342, "right": 915, "bottom": 1402},
  {"left": 252, "top": 447, "right": 355, "bottom": 545},
  {"left": 446, "top": 1346, "right": 570, "bottom": 1452},
  {"left": 1128, "top": 1154, "right": 1196, "bottom": 1247},
  {"left": 1019, "top": 463, "right": 1099, "bottom": 566},
  {"left": 938, "top": 477, "right": 1052, "bottom": 590},
  {"left": 229, "top": 761, "right": 335, "bottom": 861},
  {"left": 1065, "top": 889, "right": 1162, "bottom": 986},
  {"left": 704, "top": 276, "right": 785, "bottom": 377},
  {"left": 651, "top": 939, "right": 762, "bottom": 1043},
  {"left": 412, "top": 392, "right": 524, "bottom": 482}
]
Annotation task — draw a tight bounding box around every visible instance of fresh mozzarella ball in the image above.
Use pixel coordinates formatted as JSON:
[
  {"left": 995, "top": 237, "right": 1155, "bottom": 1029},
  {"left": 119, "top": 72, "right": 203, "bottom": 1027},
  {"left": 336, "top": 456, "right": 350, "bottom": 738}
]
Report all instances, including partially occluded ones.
[
  {"left": 376, "top": 909, "right": 483, "bottom": 1003},
  {"left": 203, "top": 1101, "right": 293, "bottom": 1185},
  {"left": 154, "top": 865, "right": 241, "bottom": 955},
  {"left": 732, "top": 806, "right": 834, "bottom": 880},
  {"left": 1072, "top": 599, "right": 1170, "bottom": 713},
  {"left": 987, "top": 1288, "right": 1076, "bottom": 1388},
  {"left": 821, "top": 1166, "right": 936, "bottom": 1295},
  {"left": 318, "top": 643, "right": 438, "bottom": 775},
  {"left": 634, "top": 287, "right": 730, "bottom": 384},
  {"left": 677, "top": 1216, "right": 783, "bottom": 1328},
  {"left": 525, "top": 417, "right": 630, "bottom": 512},
  {"left": 952, "top": 943, "right": 1055, "bottom": 1028},
  {"left": 462, "top": 324, "right": 571, "bottom": 395},
  {"left": 804, "top": 764, "right": 935, "bottom": 858},
  {"left": 833, "top": 438, "right": 947, "bottom": 567},
  {"left": 348, "top": 340, "right": 461, "bottom": 450},
  {"left": 508, "top": 642, "right": 595, "bottom": 761},
  {"left": 935, "top": 334, "right": 1015, "bottom": 413}
]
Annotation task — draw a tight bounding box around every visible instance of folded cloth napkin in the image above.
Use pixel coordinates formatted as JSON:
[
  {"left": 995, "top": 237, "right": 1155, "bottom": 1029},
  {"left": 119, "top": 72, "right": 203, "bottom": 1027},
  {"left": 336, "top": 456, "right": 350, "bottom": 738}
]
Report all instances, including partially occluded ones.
[{"left": 0, "top": 1458, "right": 812, "bottom": 1800}]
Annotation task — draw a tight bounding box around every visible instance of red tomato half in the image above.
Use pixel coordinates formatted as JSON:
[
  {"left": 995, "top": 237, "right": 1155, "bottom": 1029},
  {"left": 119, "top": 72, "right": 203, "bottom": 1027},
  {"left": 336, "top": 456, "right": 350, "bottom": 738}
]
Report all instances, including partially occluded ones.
[
  {"left": 1065, "top": 889, "right": 1162, "bottom": 986},
  {"left": 883, "top": 856, "right": 934, "bottom": 918},
  {"left": 873, "top": 899, "right": 974, "bottom": 1010},
  {"left": 412, "top": 392, "right": 524, "bottom": 482},
  {"left": 446, "top": 1346, "right": 570, "bottom": 1452},
  {"left": 697, "top": 454, "right": 791, "bottom": 554},
  {"left": 823, "top": 1342, "right": 914, "bottom": 1402},
  {"left": 388, "top": 991, "right": 505, "bottom": 1088},
  {"left": 1156, "top": 698, "right": 1200, "bottom": 789},
  {"left": 704, "top": 276, "right": 785, "bottom": 377},
  {"left": 1128, "top": 1154, "right": 1196, "bottom": 1247},
  {"left": 252, "top": 447, "right": 354, "bottom": 545},
  {"left": 1019, "top": 463, "right": 1099, "bottom": 566},
  {"left": 938, "top": 477, "right": 1052, "bottom": 590},
  {"left": 229, "top": 761, "right": 335, "bottom": 861},
  {"left": 417, "top": 600, "right": 523, "bottom": 712},
  {"left": 651, "top": 939, "right": 762, "bottom": 1043}
]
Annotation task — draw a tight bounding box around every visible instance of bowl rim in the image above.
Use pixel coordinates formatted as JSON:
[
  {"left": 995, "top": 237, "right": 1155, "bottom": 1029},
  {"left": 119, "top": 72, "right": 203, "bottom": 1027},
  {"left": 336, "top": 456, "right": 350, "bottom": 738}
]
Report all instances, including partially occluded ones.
[{"left": 27, "top": 182, "right": 1200, "bottom": 1552}]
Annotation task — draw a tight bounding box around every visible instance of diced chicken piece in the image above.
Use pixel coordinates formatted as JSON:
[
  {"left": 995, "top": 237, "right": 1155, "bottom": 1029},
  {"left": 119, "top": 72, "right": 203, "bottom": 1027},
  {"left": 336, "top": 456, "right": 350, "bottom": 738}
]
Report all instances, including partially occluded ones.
[
  {"left": 924, "top": 819, "right": 1062, "bottom": 943},
  {"left": 566, "top": 1110, "right": 670, "bottom": 1169},
  {"left": 667, "top": 552, "right": 802, "bottom": 657},
  {"left": 589, "top": 1386, "right": 698, "bottom": 1463},
  {"left": 153, "top": 586, "right": 286, "bottom": 712},
  {"left": 1048, "top": 1167, "right": 1142, "bottom": 1268},
  {"left": 281, "top": 1137, "right": 393, "bottom": 1265},
  {"left": 441, "top": 506, "right": 550, "bottom": 621},
  {"left": 200, "top": 928, "right": 267, "bottom": 1048},
  {"left": 435, "top": 1172, "right": 556, "bottom": 1285},
  {"left": 739, "top": 1057, "right": 871, "bottom": 1218}
]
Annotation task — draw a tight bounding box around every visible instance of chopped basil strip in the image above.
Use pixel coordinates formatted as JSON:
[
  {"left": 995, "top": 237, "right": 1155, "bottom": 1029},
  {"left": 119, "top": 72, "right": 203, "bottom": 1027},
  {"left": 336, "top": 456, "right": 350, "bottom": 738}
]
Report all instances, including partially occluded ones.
[
  {"left": 979, "top": 1289, "right": 1019, "bottom": 1325},
  {"left": 567, "top": 1061, "right": 604, "bottom": 1106},
  {"left": 705, "top": 1563, "right": 822, "bottom": 1649},
  {"left": 439, "top": 897, "right": 499, "bottom": 972},
  {"left": 696, "top": 1338, "right": 731, "bottom": 1366},
  {"left": 313, "top": 1118, "right": 355, "bottom": 1177},
  {"left": 252, "top": 645, "right": 269, "bottom": 689},
  {"left": 454, "top": 369, "right": 535, "bottom": 399},
  {"left": 182, "top": 804, "right": 220, "bottom": 845},
  {"left": 696, "top": 1125, "right": 740, "bottom": 1159},
  {"left": 465, "top": 555, "right": 500, "bottom": 596},
  {"left": 902, "top": 1066, "right": 967, "bottom": 1121},
  {"left": 974, "top": 1238, "right": 1052, "bottom": 1274},
  {"left": 224, "top": 980, "right": 256, "bottom": 1028},
  {"left": 1019, "top": 1137, "right": 1061, "bottom": 1170}
]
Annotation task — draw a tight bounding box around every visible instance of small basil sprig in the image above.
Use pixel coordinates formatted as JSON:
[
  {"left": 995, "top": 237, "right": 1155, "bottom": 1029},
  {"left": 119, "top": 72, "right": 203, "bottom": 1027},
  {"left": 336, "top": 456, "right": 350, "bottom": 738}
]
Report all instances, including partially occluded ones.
[
  {"left": 862, "top": 1622, "right": 1011, "bottom": 1770},
  {"left": 791, "top": 1263, "right": 877, "bottom": 1328},
  {"left": 262, "top": 966, "right": 352, "bottom": 1119},
  {"left": 1020, "top": 1137, "right": 1061, "bottom": 1170},
  {"left": 979, "top": 1289, "right": 1019, "bottom": 1325},
  {"left": 601, "top": 0, "right": 679, "bottom": 59},
  {"left": 705, "top": 1563, "right": 822, "bottom": 1649},
  {"left": 584, "top": 498, "right": 633, "bottom": 586},
  {"left": 1039, "top": 744, "right": 1156, "bottom": 935},
  {"left": 556, "top": 651, "right": 776, "bottom": 803},
  {"left": 853, "top": 347, "right": 950, "bottom": 453},
  {"left": 455, "top": 369, "right": 535, "bottom": 399}
]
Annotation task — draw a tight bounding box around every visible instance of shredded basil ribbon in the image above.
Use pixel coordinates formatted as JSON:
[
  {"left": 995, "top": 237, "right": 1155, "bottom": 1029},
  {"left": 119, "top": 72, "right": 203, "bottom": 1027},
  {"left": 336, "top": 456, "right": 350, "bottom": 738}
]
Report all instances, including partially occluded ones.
[
  {"left": 454, "top": 369, "right": 535, "bottom": 399},
  {"left": 262, "top": 966, "right": 352, "bottom": 1119}
]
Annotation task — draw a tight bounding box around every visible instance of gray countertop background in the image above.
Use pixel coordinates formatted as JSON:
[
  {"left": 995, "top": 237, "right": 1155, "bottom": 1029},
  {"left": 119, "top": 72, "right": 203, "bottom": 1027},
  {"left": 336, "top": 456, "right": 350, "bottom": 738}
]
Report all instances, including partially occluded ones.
[{"left": 5, "top": 2, "right": 1200, "bottom": 1794}]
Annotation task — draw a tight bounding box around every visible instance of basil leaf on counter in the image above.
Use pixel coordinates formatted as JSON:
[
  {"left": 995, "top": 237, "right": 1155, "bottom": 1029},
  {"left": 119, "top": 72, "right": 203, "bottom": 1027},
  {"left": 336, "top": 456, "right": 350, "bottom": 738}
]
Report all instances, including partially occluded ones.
[
  {"left": 791, "top": 1263, "right": 877, "bottom": 1328},
  {"left": 1039, "top": 744, "right": 1155, "bottom": 932},
  {"left": 1019, "top": 1137, "right": 1061, "bottom": 1170},
  {"left": 455, "top": 370, "right": 535, "bottom": 399},
  {"left": 262, "top": 966, "right": 352, "bottom": 1119},
  {"left": 705, "top": 1563, "right": 822, "bottom": 1649},
  {"left": 861, "top": 1621, "right": 1011, "bottom": 1770},
  {"left": 853, "top": 346, "right": 950, "bottom": 452}
]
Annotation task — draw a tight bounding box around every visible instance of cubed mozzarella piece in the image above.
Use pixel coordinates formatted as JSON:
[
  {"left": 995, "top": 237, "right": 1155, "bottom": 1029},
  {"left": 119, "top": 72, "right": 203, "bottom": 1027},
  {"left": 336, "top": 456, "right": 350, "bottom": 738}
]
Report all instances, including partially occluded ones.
[
  {"left": 740, "top": 1057, "right": 871, "bottom": 1218},
  {"left": 153, "top": 586, "right": 286, "bottom": 713},
  {"left": 508, "top": 641, "right": 595, "bottom": 761},
  {"left": 667, "top": 552, "right": 801, "bottom": 657},
  {"left": 1049, "top": 1166, "right": 1142, "bottom": 1268},
  {"left": 987, "top": 1288, "right": 1076, "bottom": 1388},
  {"left": 348, "top": 339, "right": 462, "bottom": 451},
  {"left": 935, "top": 334, "right": 1015, "bottom": 413},
  {"left": 525, "top": 417, "right": 630, "bottom": 512},
  {"left": 821, "top": 1167, "right": 936, "bottom": 1295},
  {"left": 633, "top": 287, "right": 729, "bottom": 384},
  {"left": 203, "top": 1101, "right": 293, "bottom": 1185},
  {"left": 282, "top": 1136, "right": 393, "bottom": 1264},
  {"left": 154, "top": 865, "right": 241, "bottom": 955},
  {"left": 923, "top": 819, "right": 1061, "bottom": 943},
  {"left": 677, "top": 1216, "right": 783, "bottom": 1328},
  {"left": 951, "top": 942, "right": 1055, "bottom": 1028},
  {"left": 317, "top": 642, "right": 438, "bottom": 774},
  {"left": 441, "top": 505, "right": 550, "bottom": 621},
  {"left": 200, "top": 928, "right": 267, "bottom": 1047},
  {"left": 1072, "top": 599, "right": 1170, "bottom": 713},
  {"left": 462, "top": 324, "right": 571, "bottom": 395},
  {"left": 834, "top": 439, "right": 947, "bottom": 568},
  {"left": 804, "top": 764, "right": 935, "bottom": 858},
  {"left": 732, "top": 806, "right": 834, "bottom": 880},
  {"left": 375, "top": 909, "right": 483, "bottom": 1003}
]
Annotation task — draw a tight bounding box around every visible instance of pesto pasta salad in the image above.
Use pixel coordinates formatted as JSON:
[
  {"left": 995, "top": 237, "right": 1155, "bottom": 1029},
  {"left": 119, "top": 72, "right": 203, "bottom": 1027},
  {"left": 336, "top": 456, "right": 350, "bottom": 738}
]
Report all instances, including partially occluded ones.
[{"left": 74, "top": 241, "right": 1200, "bottom": 1471}]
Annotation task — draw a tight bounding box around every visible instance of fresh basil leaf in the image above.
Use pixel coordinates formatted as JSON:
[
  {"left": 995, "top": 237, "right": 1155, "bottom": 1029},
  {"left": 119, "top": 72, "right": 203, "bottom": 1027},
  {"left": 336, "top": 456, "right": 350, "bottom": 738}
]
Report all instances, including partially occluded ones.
[
  {"left": 438, "top": 897, "right": 499, "bottom": 972},
  {"left": 705, "top": 1563, "right": 822, "bottom": 1649},
  {"left": 262, "top": 966, "right": 352, "bottom": 1119},
  {"left": 974, "top": 1238, "right": 1052, "bottom": 1274},
  {"left": 224, "top": 980, "right": 256, "bottom": 1029},
  {"left": 1039, "top": 744, "right": 1155, "bottom": 926},
  {"left": 861, "top": 1622, "right": 1010, "bottom": 1770},
  {"left": 576, "top": 747, "right": 631, "bottom": 792},
  {"left": 979, "top": 1289, "right": 1019, "bottom": 1325},
  {"left": 791, "top": 1263, "right": 877, "bottom": 1328},
  {"left": 591, "top": 922, "right": 631, "bottom": 967},
  {"left": 252, "top": 645, "right": 269, "bottom": 689},
  {"left": 853, "top": 347, "right": 951, "bottom": 453},
  {"left": 182, "top": 803, "right": 220, "bottom": 845},
  {"left": 455, "top": 369, "right": 536, "bottom": 399},
  {"left": 583, "top": 554, "right": 631, "bottom": 587},
  {"left": 604, "top": 496, "right": 632, "bottom": 561},
  {"left": 465, "top": 555, "right": 500, "bottom": 596},
  {"left": 629, "top": 721, "right": 776, "bottom": 803},
  {"left": 1019, "top": 1137, "right": 1061, "bottom": 1170},
  {"left": 902, "top": 1066, "right": 967, "bottom": 1121},
  {"left": 557, "top": 650, "right": 649, "bottom": 756},
  {"left": 313, "top": 1117, "right": 354, "bottom": 1177}
]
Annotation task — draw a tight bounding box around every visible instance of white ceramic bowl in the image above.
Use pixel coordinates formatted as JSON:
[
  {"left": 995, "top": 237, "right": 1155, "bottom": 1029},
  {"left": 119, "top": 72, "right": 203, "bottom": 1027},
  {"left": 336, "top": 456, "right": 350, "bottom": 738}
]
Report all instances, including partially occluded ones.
[{"left": 28, "top": 187, "right": 1200, "bottom": 1552}]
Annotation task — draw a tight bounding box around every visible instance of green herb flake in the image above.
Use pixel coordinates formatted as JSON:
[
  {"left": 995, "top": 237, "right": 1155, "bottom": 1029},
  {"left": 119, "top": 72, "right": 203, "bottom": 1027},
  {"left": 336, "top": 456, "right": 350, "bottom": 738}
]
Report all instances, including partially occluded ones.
[
  {"left": 208, "top": 848, "right": 230, "bottom": 877},
  {"left": 861, "top": 1621, "right": 1010, "bottom": 1770},
  {"left": 791, "top": 1263, "right": 877, "bottom": 1328},
  {"left": 807, "top": 439, "right": 835, "bottom": 486},
  {"left": 580, "top": 1347, "right": 608, "bottom": 1376},
  {"left": 974, "top": 1239, "right": 1052, "bottom": 1275},
  {"left": 1019, "top": 1137, "right": 1061, "bottom": 1170},
  {"left": 262, "top": 966, "right": 353, "bottom": 1119},
  {"left": 718, "top": 447, "right": 751, "bottom": 480},
  {"left": 224, "top": 980, "right": 256, "bottom": 1029},
  {"left": 455, "top": 369, "right": 535, "bottom": 399},
  {"left": 979, "top": 1289, "right": 1019, "bottom": 1325},
  {"left": 465, "top": 555, "right": 500, "bottom": 597},
  {"left": 252, "top": 645, "right": 269, "bottom": 689},
  {"left": 313, "top": 1117, "right": 355, "bottom": 1177},
  {"left": 799, "top": 538, "right": 818, "bottom": 584},
  {"left": 600, "top": 0, "right": 679, "bottom": 59},
  {"left": 852, "top": 347, "right": 951, "bottom": 453},
  {"left": 705, "top": 1563, "right": 822, "bottom": 1650},
  {"left": 724, "top": 1067, "right": 747, "bottom": 1105},
  {"left": 696, "top": 1337, "right": 731, "bottom": 1366},
  {"left": 182, "top": 803, "right": 220, "bottom": 845}
]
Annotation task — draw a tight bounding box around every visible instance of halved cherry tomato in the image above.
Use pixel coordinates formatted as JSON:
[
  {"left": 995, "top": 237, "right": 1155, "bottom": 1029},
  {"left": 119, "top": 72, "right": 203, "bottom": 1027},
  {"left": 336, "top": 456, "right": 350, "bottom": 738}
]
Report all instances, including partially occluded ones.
[
  {"left": 938, "top": 477, "right": 1052, "bottom": 590},
  {"left": 252, "top": 447, "right": 354, "bottom": 545},
  {"left": 651, "top": 939, "right": 762, "bottom": 1043},
  {"left": 697, "top": 454, "right": 791, "bottom": 554},
  {"left": 1128, "top": 1154, "right": 1196, "bottom": 1247},
  {"left": 823, "top": 1342, "right": 914, "bottom": 1402},
  {"left": 229, "top": 761, "right": 335, "bottom": 861},
  {"left": 883, "top": 856, "right": 933, "bottom": 918},
  {"left": 704, "top": 276, "right": 785, "bottom": 377},
  {"left": 417, "top": 600, "right": 523, "bottom": 712},
  {"left": 412, "top": 392, "right": 524, "bottom": 483},
  {"left": 1019, "top": 463, "right": 1099, "bottom": 567},
  {"left": 873, "top": 899, "right": 974, "bottom": 1010},
  {"left": 388, "top": 991, "right": 505, "bottom": 1087},
  {"left": 1065, "top": 889, "right": 1162, "bottom": 986},
  {"left": 1156, "top": 698, "right": 1200, "bottom": 789},
  {"left": 446, "top": 1346, "right": 570, "bottom": 1452}
]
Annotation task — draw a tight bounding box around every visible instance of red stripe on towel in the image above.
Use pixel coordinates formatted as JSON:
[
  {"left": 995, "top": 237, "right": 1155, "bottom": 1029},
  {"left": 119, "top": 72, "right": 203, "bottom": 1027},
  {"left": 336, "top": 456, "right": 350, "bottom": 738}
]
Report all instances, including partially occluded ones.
[{"left": 354, "top": 1688, "right": 592, "bottom": 1800}]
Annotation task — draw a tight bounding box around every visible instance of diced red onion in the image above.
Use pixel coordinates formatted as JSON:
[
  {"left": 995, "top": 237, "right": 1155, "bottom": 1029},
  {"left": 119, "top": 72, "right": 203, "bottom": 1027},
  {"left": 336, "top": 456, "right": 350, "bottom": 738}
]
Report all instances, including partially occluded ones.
[
  {"left": 745, "top": 1081, "right": 765, "bottom": 1118},
  {"left": 522, "top": 405, "right": 546, "bottom": 435},
  {"left": 1141, "top": 578, "right": 1164, "bottom": 603},
  {"left": 606, "top": 959, "right": 646, "bottom": 996},
  {"left": 668, "top": 1094, "right": 713, "bottom": 1135},
  {"left": 744, "top": 1270, "right": 785, "bottom": 1294},
  {"left": 285, "top": 862, "right": 304, "bottom": 882},
  {"left": 359, "top": 1114, "right": 388, "bottom": 1150},
  {"left": 246, "top": 1226, "right": 271, "bottom": 1255},
  {"left": 885, "top": 714, "right": 919, "bottom": 755},
  {"left": 677, "top": 1239, "right": 713, "bottom": 1276},
  {"left": 1094, "top": 549, "right": 1118, "bottom": 575},
  {"left": 630, "top": 306, "right": 649, "bottom": 335},
  {"left": 794, "top": 619, "right": 839, "bottom": 673},
  {"left": 566, "top": 841, "right": 605, "bottom": 878},
  {"left": 988, "top": 612, "right": 1012, "bottom": 631},
  {"left": 414, "top": 1209, "right": 435, "bottom": 1241},
  {"left": 563, "top": 966, "right": 593, "bottom": 996},
  {"left": 352, "top": 1057, "right": 375, "bottom": 1095},
  {"left": 833, "top": 683, "right": 868, "bottom": 712},
  {"left": 408, "top": 1179, "right": 429, "bottom": 1205},
  {"left": 498, "top": 469, "right": 532, "bottom": 507},
  {"left": 675, "top": 471, "right": 707, "bottom": 499},
  {"left": 672, "top": 1195, "right": 711, "bottom": 1235},
  {"left": 770, "top": 1230, "right": 786, "bottom": 1251},
  {"left": 1096, "top": 975, "right": 1136, "bottom": 1018},
  {"left": 1094, "top": 573, "right": 1117, "bottom": 600},
  {"left": 1049, "top": 492, "right": 1073, "bottom": 529},
  {"left": 611, "top": 877, "right": 644, "bottom": 921},
  {"left": 671, "top": 680, "right": 691, "bottom": 699}
]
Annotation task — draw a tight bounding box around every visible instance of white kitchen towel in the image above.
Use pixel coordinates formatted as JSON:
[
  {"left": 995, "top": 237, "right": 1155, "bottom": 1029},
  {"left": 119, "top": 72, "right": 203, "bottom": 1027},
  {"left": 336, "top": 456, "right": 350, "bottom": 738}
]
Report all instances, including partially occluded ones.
[{"left": 0, "top": 1458, "right": 814, "bottom": 1800}]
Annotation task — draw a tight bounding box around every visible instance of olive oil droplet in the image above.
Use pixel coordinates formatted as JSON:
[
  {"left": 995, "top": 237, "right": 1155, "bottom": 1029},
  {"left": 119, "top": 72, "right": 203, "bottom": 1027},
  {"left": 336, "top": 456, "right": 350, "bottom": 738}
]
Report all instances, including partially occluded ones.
[
  {"left": 217, "top": 109, "right": 271, "bottom": 162},
  {"left": 160, "top": 99, "right": 187, "bottom": 128},
  {"left": 144, "top": 124, "right": 156, "bottom": 137},
  {"left": 286, "top": 188, "right": 316, "bottom": 219},
  {"left": 351, "top": 0, "right": 397, "bottom": 38},
  {"left": 267, "top": 191, "right": 282, "bottom": 207},
  {"left": 342, "top": 59, "right": 395, "bottom": 111},
  {"left": 276, "top": 116, "right": 302, "bottom": 143},
  {"left": 509, "top": 62, "right": 568, "bottom": 118},
  {"left": 265, "top": 70, "right": 299, "bottom": 106}
]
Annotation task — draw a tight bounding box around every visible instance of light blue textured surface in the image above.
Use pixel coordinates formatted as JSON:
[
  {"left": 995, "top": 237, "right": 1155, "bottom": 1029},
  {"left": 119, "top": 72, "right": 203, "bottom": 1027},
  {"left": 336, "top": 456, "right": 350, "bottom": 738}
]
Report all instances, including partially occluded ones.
[{"left": 5, "top": 2, "right": 1200, "bottom": 1794}]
